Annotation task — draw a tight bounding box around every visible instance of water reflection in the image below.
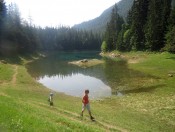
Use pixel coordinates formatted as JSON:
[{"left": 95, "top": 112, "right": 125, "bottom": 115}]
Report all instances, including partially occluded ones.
[
  {"left": 103, "top": 58, "right": 159, "bottom": 93},
  {"left": 26, "top": 52, "right": 158, "bottom": 98},
  {"left": 26, "top": 52, "right": 112, "bottom": 99},
  {"left": 38, "top": 73, "right": 111, "bottom": 99}
]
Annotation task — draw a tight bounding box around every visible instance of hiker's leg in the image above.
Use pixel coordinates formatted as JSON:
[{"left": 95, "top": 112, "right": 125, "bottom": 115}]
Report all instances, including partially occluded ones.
[
  {"left": 86, "top": 104, "right": 92, "bottom": 117},
  {"left": 88, "top": 110, "right": 92, "bottom": 117},
  {"left": 81, "top": 104, "right": 85, "bottom": 116},
  {"left": 87, "top": 104, "right": 94, "bottom": 120},
  {"left": 50, "top": 101, "right": 53, "bottom": 106}
]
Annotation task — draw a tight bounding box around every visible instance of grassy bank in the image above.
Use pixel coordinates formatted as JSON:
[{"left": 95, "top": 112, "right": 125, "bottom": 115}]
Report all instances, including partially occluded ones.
[{"left": 0, "top": 52, "right": 175, "bottom": 131}]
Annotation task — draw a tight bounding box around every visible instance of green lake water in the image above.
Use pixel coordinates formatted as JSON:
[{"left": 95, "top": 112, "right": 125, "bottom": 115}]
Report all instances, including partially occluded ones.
[{"left": 26, "top": 51, "right": 157, "bottom": 99}]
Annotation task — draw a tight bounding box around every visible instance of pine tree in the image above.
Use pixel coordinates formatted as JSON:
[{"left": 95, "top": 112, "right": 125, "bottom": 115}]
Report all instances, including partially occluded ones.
[
  {"left": 107, "top": 5, "right": 119, "bottom": 51},
  {"left": 0, "top": 0, "right": 7, "bottom": 55},
  {"left": 117, "top": 24, "right": 132, "bottom": 51},
  {"left": 103, "top": 4, "right": 124, "bottom": 51},
  {"left": 129, "top": 0, "right": 149, "bottom": 50},
  {"left": 145, "top": 0, "right": 171, "bottom": 51},
  {"left": 0, "top": 0, "right": 7, "bottom": 39},
  {"left": 115, "top": 15, "right": 125, "bottom": 50},
  {"left": 164, "top": 6, "right": 175, "bottom": 52}
]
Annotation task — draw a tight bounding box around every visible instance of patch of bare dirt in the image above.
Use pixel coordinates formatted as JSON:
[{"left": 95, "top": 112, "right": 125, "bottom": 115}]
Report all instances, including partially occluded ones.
[
  {"left": 11, "top": 65, "right": 18, "bottom": 84},
  {"left": 100, "top": 52, "right": 146, "bottom": 64}
]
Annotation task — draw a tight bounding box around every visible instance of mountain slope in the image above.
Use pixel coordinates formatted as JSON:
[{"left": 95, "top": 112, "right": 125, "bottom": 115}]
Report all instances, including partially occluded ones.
[{"left": 73, "top": 0, "right": 134, "bottom": 34}]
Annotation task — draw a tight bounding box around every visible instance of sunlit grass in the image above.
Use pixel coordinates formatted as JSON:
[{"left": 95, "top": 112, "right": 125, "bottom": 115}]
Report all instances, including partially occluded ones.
[
  {"left": 0, "top": 52, "right": 175, "bottom": 131},
  {"left": 0, "top": 63, "right": 14, "bottom": 82}
]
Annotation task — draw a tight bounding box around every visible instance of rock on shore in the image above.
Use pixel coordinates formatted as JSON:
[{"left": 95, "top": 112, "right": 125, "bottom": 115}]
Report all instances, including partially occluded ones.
[{"left": 68, "top": 59, "right": 104, "bottom": 68}]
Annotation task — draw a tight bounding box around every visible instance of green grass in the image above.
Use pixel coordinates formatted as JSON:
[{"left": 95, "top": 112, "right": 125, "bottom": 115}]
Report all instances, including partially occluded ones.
[
  {"left": 0, "top": 63, "right": 14, "bottom": 82},
  {"left": 0, "top": 52, "right": 175, "bottom": 132}
]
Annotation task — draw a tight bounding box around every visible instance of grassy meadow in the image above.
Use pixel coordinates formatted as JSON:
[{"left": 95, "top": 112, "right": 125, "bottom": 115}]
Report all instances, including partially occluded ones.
[{"left": 0, "top": 52, "right": 175, "bottom": 132}]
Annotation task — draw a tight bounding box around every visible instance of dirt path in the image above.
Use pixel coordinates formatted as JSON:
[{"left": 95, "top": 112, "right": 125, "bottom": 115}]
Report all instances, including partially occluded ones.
[
  {"left": 25, "top": 101, "right": 106, "bottom": 131},
  {"left": 30, "top": 101, "right": 129, "bottom": 132},
  {"left": 0, "top": 65, "right": 18, "bottom": 86},
  {"left": 11, "top": 65, "right": 18, "bottom": 84},
  {"left": 6, "top": 64, "right": 129, "bottom": 131}
]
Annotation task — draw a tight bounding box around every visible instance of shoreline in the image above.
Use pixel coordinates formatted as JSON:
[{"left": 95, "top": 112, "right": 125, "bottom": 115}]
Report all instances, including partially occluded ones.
[{"left": 0, "top": 51, "right": 174, "bottom": 131}]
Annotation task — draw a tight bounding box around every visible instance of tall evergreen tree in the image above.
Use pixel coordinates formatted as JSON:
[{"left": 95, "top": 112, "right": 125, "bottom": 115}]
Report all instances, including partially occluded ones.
[
  {"left": 0, "top": 0, "right": 6, "bottom": 39},
  {"left": 115, "top": 16, "right": 125, "bottom": 51},
  {"left": 129, "top": 0, "right": 149, "bottom": 50},
  {"left": 103, "top": 4, "right": 124, "bottom": 51},
  {"left": 145, "top": 0, "right": 171, "bottom": 51},
  {"left": 164, "top": 6, "right": 175, "bottom": 52},
  {"left": 4, "top": 3, "right": 25, "bottom": 53},
  {"left": 4, "top": 3, "right": 38, "bottom": 53},
  {"left": 0, "top": 0, "right": 7, "bottom": 55},
  {"left": 116, "top": 24, "right": 132, "bottom": 51}
]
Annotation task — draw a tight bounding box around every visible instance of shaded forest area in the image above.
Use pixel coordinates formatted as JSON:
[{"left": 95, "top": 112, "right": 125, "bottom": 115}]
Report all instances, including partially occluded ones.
[
  {"left": 1, "top": 0, "right": 175, "bottom": 56},
  {"left": 0, "top": 1, "right": 101, "bottom": 56},
  {"left": 102, "top": 0, "right": 175, "bottom": 53}
]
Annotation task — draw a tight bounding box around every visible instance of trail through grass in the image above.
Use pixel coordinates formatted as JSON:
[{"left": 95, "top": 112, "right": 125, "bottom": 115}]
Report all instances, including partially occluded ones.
[{"left": 0, "top": 52, "right": 175, "bottom": 131}]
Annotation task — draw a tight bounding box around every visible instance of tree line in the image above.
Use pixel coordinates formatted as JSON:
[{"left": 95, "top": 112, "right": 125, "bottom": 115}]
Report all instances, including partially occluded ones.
[
  {"left": 1, "top": 0, "right": 175, "bottom": 55},
  {"left": 0, "top": 1, "right": 101, "bottom": 56},
  {"left": 102, "top": 0, "right": 175, "bottom": 53}
]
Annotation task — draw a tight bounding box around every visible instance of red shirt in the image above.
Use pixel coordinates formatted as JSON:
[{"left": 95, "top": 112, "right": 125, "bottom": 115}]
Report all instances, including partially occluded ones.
[{"left": 82, "top": 94, "right": 89, "bottom": 105}]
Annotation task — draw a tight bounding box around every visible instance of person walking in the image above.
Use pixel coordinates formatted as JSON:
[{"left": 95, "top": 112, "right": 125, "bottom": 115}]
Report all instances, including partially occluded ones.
[
  {"left": 48, "top": 92, "right": 54, "bottom": 106},
  {"left": 81, "top": 89, "right": 95, "bottom": 121}
]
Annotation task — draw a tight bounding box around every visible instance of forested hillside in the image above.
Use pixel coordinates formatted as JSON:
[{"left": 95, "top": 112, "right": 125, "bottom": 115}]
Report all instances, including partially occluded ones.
[
  {"left": 0, "top": 1, "right": 101, "bottom": 56},
  {"left": 102, "top": 0, "right": 175, "bottom": 53},
  {"left": 73, "top": 0, "right": 134, "bottom": 34},
  {"left": 1, "top": 0, "right": 175, "bottom": 55}
]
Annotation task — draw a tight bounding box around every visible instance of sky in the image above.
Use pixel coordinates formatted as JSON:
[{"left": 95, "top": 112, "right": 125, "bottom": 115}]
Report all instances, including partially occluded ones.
[{"left": 5, "top": 0, "right": 120, "bottom": 27}]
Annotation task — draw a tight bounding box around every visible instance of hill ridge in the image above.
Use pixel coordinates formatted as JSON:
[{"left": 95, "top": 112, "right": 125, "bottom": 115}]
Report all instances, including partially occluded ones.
[{"left": 73, "top": 0, "right": 134, "bottom": 34}]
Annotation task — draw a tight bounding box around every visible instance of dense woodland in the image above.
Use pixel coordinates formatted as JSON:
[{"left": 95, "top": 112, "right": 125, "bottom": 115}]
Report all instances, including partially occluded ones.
[
  {"left": 1, "top": 0, "right": 175, "bottom": 56},
  {"left": 102, "top": 0, "right": 175, "bottom": 53},
  {"left": 0, "top": 1, "right": 101, "bottom": 56}
]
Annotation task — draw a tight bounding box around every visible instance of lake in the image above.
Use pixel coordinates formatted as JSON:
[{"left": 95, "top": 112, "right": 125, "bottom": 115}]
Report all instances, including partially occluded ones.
[{"left": 26, "top": 51, "right": 156, "bottom": 99}]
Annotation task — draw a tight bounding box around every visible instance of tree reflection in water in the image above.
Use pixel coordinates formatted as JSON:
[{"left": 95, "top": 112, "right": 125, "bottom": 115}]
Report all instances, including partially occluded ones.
[{"left": 26, "top": 52, "right": 159, "bottom": 98}]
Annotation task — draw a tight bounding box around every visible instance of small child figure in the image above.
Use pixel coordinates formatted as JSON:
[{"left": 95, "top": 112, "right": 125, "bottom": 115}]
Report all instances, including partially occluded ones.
[
  {"left": 81, "top": 89, "right": 95, "bottom": 121},
  {"left": 48, "top": 92, "right": 54, "bottom": 106}
]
